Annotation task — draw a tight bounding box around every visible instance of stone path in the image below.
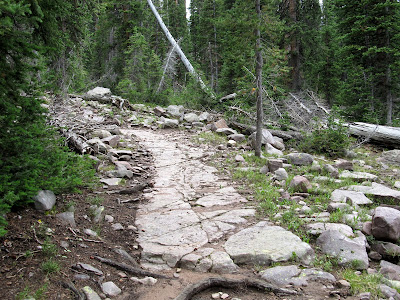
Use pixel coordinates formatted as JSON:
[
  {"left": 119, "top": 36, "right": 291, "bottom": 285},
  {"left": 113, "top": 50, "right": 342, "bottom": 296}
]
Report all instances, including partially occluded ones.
[{"left": 125, "top": 129, "right": 313, "bottom": 272}]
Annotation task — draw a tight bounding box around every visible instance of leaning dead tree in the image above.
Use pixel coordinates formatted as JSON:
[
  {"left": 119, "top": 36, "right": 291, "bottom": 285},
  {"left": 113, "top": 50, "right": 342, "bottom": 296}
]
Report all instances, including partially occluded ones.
[{"left": 147, "top": 0, "right": 215, "bottom": 99}]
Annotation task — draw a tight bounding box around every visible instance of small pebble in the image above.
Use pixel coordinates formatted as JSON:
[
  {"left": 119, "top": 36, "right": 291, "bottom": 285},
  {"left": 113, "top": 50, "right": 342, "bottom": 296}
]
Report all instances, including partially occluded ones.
[
  {"left": 176, "top": 268, "right": 182, "bottom": 273},
  {"left": 173, "top": 273, "right": 180, "bottom": 278},
  {"left": 221, "top": 293, "right": 229, "bottom": 299},
  {"left": 211, "top": 293, "right": 221, "bottom": 299}
]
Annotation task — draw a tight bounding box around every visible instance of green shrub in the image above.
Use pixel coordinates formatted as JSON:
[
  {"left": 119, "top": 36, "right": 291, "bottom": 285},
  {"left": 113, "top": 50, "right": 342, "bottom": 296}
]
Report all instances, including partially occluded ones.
[{"left": 298, "top": 113, "right": 351, "bottom": 157}]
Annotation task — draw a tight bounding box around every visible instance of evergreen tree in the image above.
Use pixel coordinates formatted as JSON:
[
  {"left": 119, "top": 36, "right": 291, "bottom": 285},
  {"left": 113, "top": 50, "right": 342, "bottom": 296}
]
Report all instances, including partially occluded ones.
[{"left": 333, "top": 0, "right": 400, "bottom": 124}]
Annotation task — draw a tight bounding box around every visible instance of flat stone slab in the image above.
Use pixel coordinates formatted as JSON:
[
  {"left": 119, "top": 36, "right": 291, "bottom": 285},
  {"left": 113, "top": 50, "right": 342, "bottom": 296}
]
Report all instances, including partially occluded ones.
[
  {"left": 348, "top": 183, "right": 400, "bottom": 201},
  {"left": 196, "top": 186, "right": 247, "bottom": 207},
  {"left": 224, "top": 222, "right": 315, "bottom": 266},
  {"left": 306, "top": 223, "right": 354, "bottom": 237},
  {"left": 339, "top": 170, "right": 378, "bottom": 182},
  {"left": 100, "top": 178, "right": 122, "bottom": 186},
  {"left": 331, "top": 189, "right": 373, "bottom": 206},
  {"left": 260, "top": 265, "right": 336, "bottom": 287}
]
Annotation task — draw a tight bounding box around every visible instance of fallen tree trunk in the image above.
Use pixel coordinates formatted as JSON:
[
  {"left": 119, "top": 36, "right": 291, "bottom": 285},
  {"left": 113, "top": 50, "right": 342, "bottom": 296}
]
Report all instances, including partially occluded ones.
[
  {"left": 344, "top": 122, "right": 400, "bottom": 147},
  {"left": 60, "top": 128, "right": 92, "bottom": 154},
  {"left": 229, "top": 121, "right": 302, "bottom": 141},
  {"left": 173, "top": 277, "right": 297, "bottom": 300}
]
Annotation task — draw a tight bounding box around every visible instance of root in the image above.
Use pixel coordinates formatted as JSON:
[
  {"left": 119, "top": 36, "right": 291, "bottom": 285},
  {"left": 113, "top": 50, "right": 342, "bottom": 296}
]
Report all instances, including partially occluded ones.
[
  {"left": 173, "top": 276, "right": 298, "bottom": 300},
  {"left": 61, "top": 281, "right": 85, "bottom": 300},
  {"left": 94, "top": 256, "right": 170, "bottom": 279}
]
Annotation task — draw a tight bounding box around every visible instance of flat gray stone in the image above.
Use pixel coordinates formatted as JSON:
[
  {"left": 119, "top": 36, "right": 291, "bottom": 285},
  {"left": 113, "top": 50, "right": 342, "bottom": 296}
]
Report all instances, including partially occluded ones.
[
  {"left": 339, "top": 170, "right": 378, "bottom": 182},
  {"left": 348, "top": 183, "right": 400, "bottom": 202},
  {"left": 82, "top": 286, "right": 101, "bottom": 300},
  {"left": 228, "top": 134, "right": 246, "bottom": 143},
  {"left": 56, "top": 212, "right": 76, "bottom": 228},
  {"left": 76, "top": 263, "right": 103, "bottom": 276},
  {"left": 216, "top": 128, "right": 237, "bottom": 135},
  {"left": 379, "top": 150, "right": 400, "bottom": 166},
  {"left": 101, "top": 281, "right": 121, "bottom": 297},
  {"left": 372, "top": 206, "right": 400, "bottom": 242},
  {"left": 316, "top": 230, "right": 369, "bottom": 270},
  {"left": 33, "top": 190, "right": 56, "bottom": 211},
  {"left": 210, "top": 251, "right": 239, "bottom": 273},
  {"left": 380, "top": 260, "right": 400, "bottom": 281},
  {"left": 331, "top": 189, "right": 373, "bottom": 207},
  {"left": 260, "top": 265, "right": 303, "bottom": 286},
  {"left": 224, "top": 222, "right": 315, "bottom": 266},
  {"left": 266, "top": 143, "right": 283, "bottom": 156},
  {"left": 166, "top": 105, "right": 184, "bottom": 118},
  {"left": 285, "top": 153, "right": 314, "bottom": 166},
  {"left": 306, "top": 223, "right": 354, "bottom": 237},
  {"left": 274, "top": 168, "right": 288, "bottom": 180},
  {"left": 196, "top": 187, "right": 247, "bottom": 207},
  {"left": 183, "top": 113, "right": 200, "bottom": 123},
  {"left": 100, "top": 178, "right": 122, "bottom": 186}
]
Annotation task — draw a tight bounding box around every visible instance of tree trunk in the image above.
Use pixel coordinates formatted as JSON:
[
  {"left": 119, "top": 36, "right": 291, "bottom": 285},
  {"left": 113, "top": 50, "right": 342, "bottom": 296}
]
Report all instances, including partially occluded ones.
[
  {"left": 255, "top": 0, "right": 263, "bottom": 157},
  {"left": 344, "top": 122, "right": 400, "bottom": 147},
  {"left": 147, "top": 0, "right": 215, "bottom": 99}
]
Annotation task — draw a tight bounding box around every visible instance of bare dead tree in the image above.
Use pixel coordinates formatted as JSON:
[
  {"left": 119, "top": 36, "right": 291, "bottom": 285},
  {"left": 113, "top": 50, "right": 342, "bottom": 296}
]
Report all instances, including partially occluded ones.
[{"left": 255, "top": 0, "right": 263, "bottom": 157}]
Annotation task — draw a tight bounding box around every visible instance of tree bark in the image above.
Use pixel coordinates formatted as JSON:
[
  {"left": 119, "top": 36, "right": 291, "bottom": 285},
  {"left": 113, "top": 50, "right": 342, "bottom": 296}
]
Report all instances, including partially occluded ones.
[
  {"left": 255, "top": 0, "right": 263, "bottom": 157},
  {"left": 343, "top": 122, "right": 400, "bottom": 147},
  {"left": 147, "top": 0, "right": 215, "bottom": 99}
]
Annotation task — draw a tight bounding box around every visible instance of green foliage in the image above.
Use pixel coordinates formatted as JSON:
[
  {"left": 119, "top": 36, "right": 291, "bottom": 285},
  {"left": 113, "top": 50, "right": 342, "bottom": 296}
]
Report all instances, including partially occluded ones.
[
  {"left": 16, "top": 283, "right": 48, "bottom": 300},
  {"left": 42, "top": 239, "right": 58, "bottom": 258},
  {"left": 41, "top": 259, "right": 60, "bottom": 274},
  {"left": 341, "top": 269, "right": 383, "bottom": 298},
  {"left": 314, "top": 254, "right": 339, "bottom": 272},
  {"left": 298, "top": 114, "right": 350, "bottom": 157}
]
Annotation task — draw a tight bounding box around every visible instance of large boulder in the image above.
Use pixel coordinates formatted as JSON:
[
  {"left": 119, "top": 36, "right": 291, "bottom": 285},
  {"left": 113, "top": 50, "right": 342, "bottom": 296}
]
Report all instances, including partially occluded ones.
[
  {"left": 166, "top": 105, "right": 184, "bottom": 118},
  {"left": 210, "top": 119, "right": 228, "bottom": 131},
  {"left": 331, "top": 189, "right": 373, "bottom": 207},
  {"left": 249, "top": 129, "right": 276, "bottom": 148},
  {"left": 316, "top": 230, "right": 369, "bottom": 270},
  {"left": 372, "top": 206, "right": 400, "bottom": 242},
  {"left": 224, "top": 221, "right": 315, "bottom": 266},
  {"left": 285, "top": 153, "right": 314, "bottom": 166},
  {"left": 348, "top": 182, "right": 400, "bottom": 202},
  {"left": 86, "top": 87, "right": 111, "bottom": 101},
  {"left": 379, "top": 150, "right": 400, "bottom": 166},
  {"left": 289, "top": 175, "right": 312, "bottom": 193},
  {"left": 33, "top": 190, "right": 56, "bottom": 211},
  {"left": 380, "top": 260, "right": 400, "bottom": 281}
]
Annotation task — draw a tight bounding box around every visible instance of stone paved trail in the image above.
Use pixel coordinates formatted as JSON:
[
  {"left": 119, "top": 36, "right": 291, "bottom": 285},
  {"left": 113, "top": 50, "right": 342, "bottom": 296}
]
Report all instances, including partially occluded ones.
[{"left": 124, "top": 128, "right": 314, "bottom": 274}]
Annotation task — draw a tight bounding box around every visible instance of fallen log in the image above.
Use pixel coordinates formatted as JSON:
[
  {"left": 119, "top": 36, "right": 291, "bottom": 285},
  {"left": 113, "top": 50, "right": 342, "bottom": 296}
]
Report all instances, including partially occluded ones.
[
  {"left": 173, "top": 277, "right": 297, "bottom": 300},
  {"left": 229, "top": 121, "right": 302, "bottom": 141},
  {"left": 60, "top": 128, "right": 92, "bottom": 154},
  {"left": 344, "top": 122, "right": 400, "bottom": 147}
]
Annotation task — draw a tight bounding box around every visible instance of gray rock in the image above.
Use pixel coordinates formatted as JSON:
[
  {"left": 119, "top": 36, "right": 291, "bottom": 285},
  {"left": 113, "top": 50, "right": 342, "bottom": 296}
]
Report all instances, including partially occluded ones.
[
  {"left": 362, "top": 221, "right": 372, "bottom": 236},
  {"left": 327, "top": 202, "right": 351, "bottom": 212},
  {"left": 260, "top": 165, "right": 269, "bottom": 174},
  {"left": 379, "top": 150, "right": 400, "bottom": 166},
  {"left": 160, "top": 117, "right": 179, "bottom": 128},
  {"left": 289, "top": 176, "right": 312, "bottom": 193},
  {"left": 101, "top": 281, "right": 122, "bottom": 297},
  {"left": 76, "top": 263, "right": 103, "bottom": 275},
  {"left": 130, "top": 276, "right": 157, "bottom": 285},
  {"left": 266, "top": 143, "right": 283, "bottom": 156},
  {"left": 311, "top": 161, "right": 322, "bottom": 172},
  {"left": 166, "top": 105, "right": 184, "bottom": 118},
  {"left": 323, "top": 164, "right": 339, "bottom": 178},
  {"left": 306, "top": 223, "right": 354, "bottom": 237},
  {"left": 358, "top": 292, "right": 371, "bottom": 300},
  {"left": 105, "top": 215, "right": 114, "bottom": 223},
  {"left": 210, "top": 119, "right": 228, "bottom": 131},
  {"left": 33, "top": 190, "right": 56, "bottom": 211},
  {"left": 87, "top": 138, "right": 108, "bottom": 153},
  {"left": 339, "top": 171, "right": 378, "bottom": 182},
  {"left": 268, "top": 159, "right": 283, "bottom": 172},
  {"left": 86, "top": 87, "right": 111, "bottom": 99},
  {"left": 224, "top": 222, "right": 315, "bottom": 266},
  {"left": 196, "top": 186, "right": 247, "bottom": 207},
  {"left": 380, "top": 260, "right": 400, "bottom": 281},
  {"left": 235, "top": 155, "right": 245, "bottom": 163},
  {"left": 183, "top": 113, "right": 200, "bottom": 123},
  {"left": 260, "top": 265, "right": 304, "bottom": 286},
  {"left": 100, "top": 178, "right": 122, "bottom": 186},
  {"left": 102, "top": 135, "right": 120, "bottom": 148},
  {"left": 316, "top": 230, "right": 369, "bottom": 270},
  {"left": 92, "top": 129, "right": 112, "bottom": 139},
  {"left": 56, "top": 212, "right": 76, "bottom": 228},
  {"left": 153, "top": 106, "right": 166, "bottom": 116},
  {"left": 380, "top": 284, "right": 400, "bottom": 300},
  {"left": 349, "top": 183, "right": 400, "bottom": 202},
  {"left": 274, "top": 168, "right": 288, "bottom": 180},
  {"left": 198, "top": 112, "right": 211, "bottom": 122},
  {"left": 82, "top": 286, "right": 102, "bottom": 300},
  {"left": 74, "top": 274, "right": 90, "bottom": 281},
  {"left": 286, "top": 153, "right": 314, "bottom": 166},
  {"left": 249, "top": 129, "right": 276, "bottom": 148},
  {"left": 90, "top": 205, "right": 104, "bottom": 223},
  {"left": 83, "top": 229, "right": 98, "bottom": 237},
  {"left": 228, "top": 134, "right": 246, "bottom": 143},
  {"left": 371, "top": 242, "right": 400, "bottom": 258},
  {"left": 216, "top": 128, "right": 237, "bottom": 136},
  {"left": 334, "top": 159, "right": 354, "bottom": 171},
  {"left": 395, "top": 181, "right": 400, "bottom": 189},
  {"left": 331, "top": 189, "right": 373, "bottom": 207},
  {"left": 111, "top": 223, "right": 124, "bottom": 231},
  {"left": 372, "top": 207, "right": 400, "bottom": 242},
  {"left": 210, "top": 251, "right": 239, "bottom": 273}
]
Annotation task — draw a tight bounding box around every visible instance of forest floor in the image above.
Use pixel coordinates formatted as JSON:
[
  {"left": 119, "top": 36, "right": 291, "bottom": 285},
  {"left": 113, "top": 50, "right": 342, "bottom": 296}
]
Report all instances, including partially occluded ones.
[{"left": 0, "top": 95, "right": 376, "bottom": 300}]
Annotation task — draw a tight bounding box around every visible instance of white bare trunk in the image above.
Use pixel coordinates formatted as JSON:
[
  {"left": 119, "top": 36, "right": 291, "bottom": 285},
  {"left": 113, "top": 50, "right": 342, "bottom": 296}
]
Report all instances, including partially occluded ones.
[
  {"left": 147, "top": 0, "right": 215, "bottom": 98},
  {"left": 343, "top": 122, "right": 400, "bottom": 146}
]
